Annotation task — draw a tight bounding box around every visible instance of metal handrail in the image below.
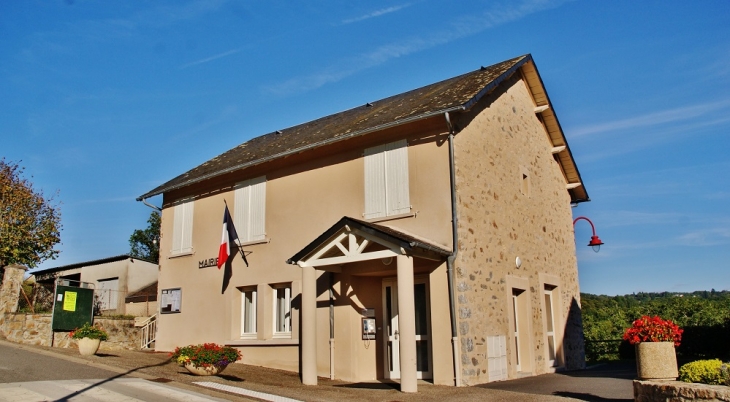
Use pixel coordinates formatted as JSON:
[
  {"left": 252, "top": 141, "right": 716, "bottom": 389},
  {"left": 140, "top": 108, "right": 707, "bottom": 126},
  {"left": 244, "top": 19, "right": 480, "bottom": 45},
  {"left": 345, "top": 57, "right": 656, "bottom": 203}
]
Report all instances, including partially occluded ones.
[{"left": 139, "top": 313, "right": 157, "bottom": 349}]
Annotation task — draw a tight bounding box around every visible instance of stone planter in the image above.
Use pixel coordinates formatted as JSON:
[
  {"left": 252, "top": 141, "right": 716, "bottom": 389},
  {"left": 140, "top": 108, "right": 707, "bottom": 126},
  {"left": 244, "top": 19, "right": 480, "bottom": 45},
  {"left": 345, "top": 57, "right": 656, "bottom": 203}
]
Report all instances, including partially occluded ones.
[
  {"left": 77, "top": 337, "right": 101, "bottom": 356},
  {"left": 184, "top": 362, "right": 227, "bottom": 376},
  {"left": 636, "top": 342, "right": 678, "bottom": 380}
]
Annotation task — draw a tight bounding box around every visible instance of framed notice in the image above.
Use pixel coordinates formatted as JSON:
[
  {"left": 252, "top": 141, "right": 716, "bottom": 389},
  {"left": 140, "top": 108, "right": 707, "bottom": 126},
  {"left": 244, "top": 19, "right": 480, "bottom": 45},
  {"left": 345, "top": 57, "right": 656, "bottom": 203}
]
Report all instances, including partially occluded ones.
[{"left": 160, "top": 288, "right": 182, "bottom": 314}]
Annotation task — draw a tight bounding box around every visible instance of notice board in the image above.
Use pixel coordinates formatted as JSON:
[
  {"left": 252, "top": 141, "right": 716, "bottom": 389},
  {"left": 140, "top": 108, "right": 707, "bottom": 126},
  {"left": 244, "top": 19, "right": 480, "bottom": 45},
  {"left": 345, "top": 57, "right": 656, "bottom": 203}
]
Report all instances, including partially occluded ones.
[{"left": 51, "top": 285, "right": 95, "bottom": 331}]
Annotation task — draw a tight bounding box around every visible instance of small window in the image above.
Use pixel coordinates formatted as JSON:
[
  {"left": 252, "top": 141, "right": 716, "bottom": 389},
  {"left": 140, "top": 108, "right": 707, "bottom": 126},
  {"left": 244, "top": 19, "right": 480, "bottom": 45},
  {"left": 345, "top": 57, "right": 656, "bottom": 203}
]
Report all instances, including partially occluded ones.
[
  {"left": 544, "top": 285, "right": 558, "bottom": 367},
  {"left": 171, "top": 198, "right": 194, "bottom": 255},
  {"left": 234, "top": 177, "right": 266, "bottom": 243},
  {"left": 273, "top": 284, "right": 291, "bottom": 338},
  {"left": 240, "top": 287, "right": 257, "bottom": 339}
]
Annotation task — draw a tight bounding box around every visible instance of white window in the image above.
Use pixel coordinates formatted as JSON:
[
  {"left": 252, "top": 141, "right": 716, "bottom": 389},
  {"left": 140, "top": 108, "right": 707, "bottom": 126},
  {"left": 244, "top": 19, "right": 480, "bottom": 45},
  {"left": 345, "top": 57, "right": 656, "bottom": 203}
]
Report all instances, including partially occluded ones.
[
  {"left": 364, "top": 139, "right": 410, "bottom": 219},
  {"left": 234, "top": 177, "right": 266, "bottom": 243},
  {"left": 171, "top": 198, "right": 194, "bottom": 255},
  {"left": 273, "top": 284, "right": 291, "bottom": 338},
  {"left": 240, "top": 287, "right": 257, "bottom": 339},
  {"left": 544, "top": 285, "right": 558, "bottom": 366}
]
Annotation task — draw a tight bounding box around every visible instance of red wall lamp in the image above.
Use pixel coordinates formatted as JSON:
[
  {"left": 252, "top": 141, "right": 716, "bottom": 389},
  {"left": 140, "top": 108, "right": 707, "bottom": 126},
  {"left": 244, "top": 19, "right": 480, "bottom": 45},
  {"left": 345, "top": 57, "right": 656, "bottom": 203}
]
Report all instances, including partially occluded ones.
[{"left": 573, "top": 216, "right": 604, "bottom": 253}]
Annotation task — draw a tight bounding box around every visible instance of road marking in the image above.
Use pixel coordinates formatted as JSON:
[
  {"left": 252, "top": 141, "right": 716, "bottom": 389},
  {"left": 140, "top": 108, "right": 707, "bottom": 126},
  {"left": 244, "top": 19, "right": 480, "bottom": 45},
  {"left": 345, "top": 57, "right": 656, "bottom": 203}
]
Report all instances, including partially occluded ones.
[
  {"left": 0, "top": 384, "right": 51, "bottom": 402},
  {"left": 194, "top": 381, "right": 302, "bottom": 402}
]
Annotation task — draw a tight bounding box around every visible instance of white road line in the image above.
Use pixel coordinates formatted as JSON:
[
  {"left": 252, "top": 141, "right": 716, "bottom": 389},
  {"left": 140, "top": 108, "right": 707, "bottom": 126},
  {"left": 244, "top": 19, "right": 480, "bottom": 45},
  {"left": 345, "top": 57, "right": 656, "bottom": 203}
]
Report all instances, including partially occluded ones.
[{"left": 194, "top": 382, "right": 303, "bottom": 402}]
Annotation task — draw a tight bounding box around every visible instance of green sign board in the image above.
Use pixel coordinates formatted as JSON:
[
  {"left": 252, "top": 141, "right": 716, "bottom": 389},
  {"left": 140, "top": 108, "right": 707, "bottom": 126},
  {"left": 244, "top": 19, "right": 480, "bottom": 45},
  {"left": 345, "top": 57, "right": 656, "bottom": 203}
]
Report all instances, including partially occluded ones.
[{"left": 52, "top": 285, "right": 95, "bottom": 331}]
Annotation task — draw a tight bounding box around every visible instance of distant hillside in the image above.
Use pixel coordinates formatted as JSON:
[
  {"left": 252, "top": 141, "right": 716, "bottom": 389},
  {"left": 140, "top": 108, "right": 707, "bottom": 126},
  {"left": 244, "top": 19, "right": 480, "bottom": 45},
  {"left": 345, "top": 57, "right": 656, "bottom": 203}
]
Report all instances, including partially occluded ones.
[{"left": 581, "top": 290, "right": 730, "bottom": 361}]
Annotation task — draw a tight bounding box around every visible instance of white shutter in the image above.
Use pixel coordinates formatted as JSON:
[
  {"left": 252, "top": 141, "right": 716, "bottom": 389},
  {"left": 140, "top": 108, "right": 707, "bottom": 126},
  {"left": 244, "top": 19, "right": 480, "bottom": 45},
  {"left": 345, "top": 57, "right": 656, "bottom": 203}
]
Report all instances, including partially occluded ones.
[
  {"left": 385, "top": 139, "right": 410, "bottom": 216},
  {"left": 180, "top": 200, "right": 194, "bottom": 253},
  {"left": 488, "top": 335, "right": 508, "bottom": 382},
  {"left": 234, "top": 182, "right": 251, "bottom": 242},
  {"left": 171, "top": 199, "right": 193, "bottom": 254},
  {"left": 234, "top": 176, "right": 266, "bottom": 243},
  {"left": 171, "top": 203, "right": 183, "bottom": 254},
  {"left": 364, "top": 144, "right": 387, "bottom": 219},
  {"left": 249, "top": 177, "right": 266, "bottom": 241}
]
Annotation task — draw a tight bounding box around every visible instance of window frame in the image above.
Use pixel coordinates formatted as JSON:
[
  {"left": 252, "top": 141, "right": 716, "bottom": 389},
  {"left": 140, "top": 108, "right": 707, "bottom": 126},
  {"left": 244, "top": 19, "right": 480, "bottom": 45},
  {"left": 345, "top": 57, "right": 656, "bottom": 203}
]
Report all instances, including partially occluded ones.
[
  {"left": 240, "top": 287, "right": 257, "bottom": 339},
  {"left": 272, "top": 284, "right": 291, "bottom": 338}
]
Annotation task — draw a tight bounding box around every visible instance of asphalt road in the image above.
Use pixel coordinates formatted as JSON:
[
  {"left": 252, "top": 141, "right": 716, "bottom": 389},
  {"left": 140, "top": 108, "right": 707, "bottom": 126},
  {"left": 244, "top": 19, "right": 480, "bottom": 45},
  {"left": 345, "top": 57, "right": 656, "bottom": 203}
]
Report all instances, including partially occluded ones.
[
  {"left": 478, "top": 362, "right": 636, "bottom": 401},
  {"left": 0, "top": 343, "right": 122, "bottom": 383}
]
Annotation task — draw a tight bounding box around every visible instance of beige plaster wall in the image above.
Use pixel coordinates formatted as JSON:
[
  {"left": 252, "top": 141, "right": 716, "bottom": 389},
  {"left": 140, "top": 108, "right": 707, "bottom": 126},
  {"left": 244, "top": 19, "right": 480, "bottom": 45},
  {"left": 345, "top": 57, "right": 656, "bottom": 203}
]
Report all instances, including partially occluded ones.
[
  {"left": 155, "top": 126, "right": 454, "bottom": 379},
  {"left": 451, "top": 73, "right": 583, "bottom": 385}
]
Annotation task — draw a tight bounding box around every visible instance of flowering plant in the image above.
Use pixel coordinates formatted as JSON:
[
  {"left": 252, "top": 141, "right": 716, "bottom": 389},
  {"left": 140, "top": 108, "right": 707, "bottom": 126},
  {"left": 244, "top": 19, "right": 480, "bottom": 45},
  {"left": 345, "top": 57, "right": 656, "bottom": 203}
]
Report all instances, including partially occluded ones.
[
  {"left": 69, "top": 322, "right": 108, "bottom": 341},
  {"left": 170, "top": 343, "right": 242, "bottom": 369},
  {"left": 623, "top": 315, "right": 683, "bottom": 347}
]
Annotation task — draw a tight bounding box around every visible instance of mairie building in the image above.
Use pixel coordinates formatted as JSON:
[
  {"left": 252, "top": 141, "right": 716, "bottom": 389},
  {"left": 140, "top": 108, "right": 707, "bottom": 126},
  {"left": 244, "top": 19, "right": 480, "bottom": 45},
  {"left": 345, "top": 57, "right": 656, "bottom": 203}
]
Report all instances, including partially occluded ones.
[{"left": 137, "top": 54, "right": 590, "bottom": 391}]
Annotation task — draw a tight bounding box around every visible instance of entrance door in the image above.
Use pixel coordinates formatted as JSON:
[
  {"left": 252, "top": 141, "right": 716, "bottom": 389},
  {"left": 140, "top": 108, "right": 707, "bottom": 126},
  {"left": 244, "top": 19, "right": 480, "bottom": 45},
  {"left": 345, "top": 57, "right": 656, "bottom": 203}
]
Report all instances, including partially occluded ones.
[{"left": 382, "top": 278, "right": 432, "bottom": 380}]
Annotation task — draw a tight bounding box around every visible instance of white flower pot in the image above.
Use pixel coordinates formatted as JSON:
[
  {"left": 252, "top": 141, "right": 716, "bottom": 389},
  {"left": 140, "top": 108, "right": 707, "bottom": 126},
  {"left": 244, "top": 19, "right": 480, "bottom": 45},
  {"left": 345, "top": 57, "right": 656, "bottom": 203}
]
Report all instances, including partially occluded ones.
[
  {"left": 184, "top": 362, "right": 227, "bottom": 376},
  {"left": 78, "top": 338, "right": 101, "bottom": 356}
]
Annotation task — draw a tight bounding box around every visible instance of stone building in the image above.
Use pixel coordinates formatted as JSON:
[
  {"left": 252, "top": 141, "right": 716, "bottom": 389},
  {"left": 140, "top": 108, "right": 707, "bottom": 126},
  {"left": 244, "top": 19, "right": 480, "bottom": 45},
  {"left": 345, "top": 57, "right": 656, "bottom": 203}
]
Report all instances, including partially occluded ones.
[{"left": 137, "top": 54, "right": 589, "bottom": 391}]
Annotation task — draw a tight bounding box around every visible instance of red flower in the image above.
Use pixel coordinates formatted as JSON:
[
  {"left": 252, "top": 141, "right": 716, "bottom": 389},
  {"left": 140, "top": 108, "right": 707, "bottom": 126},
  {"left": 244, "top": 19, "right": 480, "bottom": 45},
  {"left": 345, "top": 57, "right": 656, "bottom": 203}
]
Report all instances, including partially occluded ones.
[{"left": 622, "top": 315, "right": 683, "bottom": 347}]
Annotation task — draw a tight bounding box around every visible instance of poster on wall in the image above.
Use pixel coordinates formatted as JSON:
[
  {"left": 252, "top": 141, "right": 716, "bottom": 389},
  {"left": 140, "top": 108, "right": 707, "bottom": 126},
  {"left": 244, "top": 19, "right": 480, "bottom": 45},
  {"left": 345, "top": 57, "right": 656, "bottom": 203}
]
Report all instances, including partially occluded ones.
[{"left": 160, "top": 288, "right": 182, "bottom": 314}]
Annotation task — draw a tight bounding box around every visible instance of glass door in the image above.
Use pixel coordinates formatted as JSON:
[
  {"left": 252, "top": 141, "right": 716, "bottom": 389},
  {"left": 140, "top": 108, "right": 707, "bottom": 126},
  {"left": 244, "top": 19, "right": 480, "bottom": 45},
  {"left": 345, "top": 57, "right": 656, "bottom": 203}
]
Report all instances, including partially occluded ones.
[{"left": 382, "top": 278, "right": 432, "bottom": 380}]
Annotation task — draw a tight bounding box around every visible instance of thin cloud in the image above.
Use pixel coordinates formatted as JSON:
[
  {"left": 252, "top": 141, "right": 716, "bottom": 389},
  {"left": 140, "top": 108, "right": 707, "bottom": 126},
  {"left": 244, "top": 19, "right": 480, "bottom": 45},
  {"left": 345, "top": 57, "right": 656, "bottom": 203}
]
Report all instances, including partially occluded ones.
[
  {"left": 264, "top": 0, "right": 571, "bottom": 96},
  {"left": 180, "top": 48, "right": 242, "bottom": 69},
  {"left": 571, "top": 99, "right": 730, "bottom": 138},
  {"left": 341, "top": 4, "right": 411, "bottom": 25},
  {"left": 676, "top": 228, "right": 730, "bottom": 247}
]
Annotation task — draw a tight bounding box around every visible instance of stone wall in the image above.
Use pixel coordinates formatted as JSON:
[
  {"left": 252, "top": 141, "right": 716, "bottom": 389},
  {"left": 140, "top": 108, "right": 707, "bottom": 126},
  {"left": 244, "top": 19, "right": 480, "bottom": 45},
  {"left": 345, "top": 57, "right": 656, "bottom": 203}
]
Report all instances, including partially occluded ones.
[
  {"left": 634, "top": 380, "right": 730, "bottom": 401},
  {"left": 0, "top": 265, "right": 26, "bottom": 316},
  {"left": 0, "top": 313, "right": 141, "bottom": 350},
  {"left": 451, "top": 73, "right": 584, "bottom": 385}
]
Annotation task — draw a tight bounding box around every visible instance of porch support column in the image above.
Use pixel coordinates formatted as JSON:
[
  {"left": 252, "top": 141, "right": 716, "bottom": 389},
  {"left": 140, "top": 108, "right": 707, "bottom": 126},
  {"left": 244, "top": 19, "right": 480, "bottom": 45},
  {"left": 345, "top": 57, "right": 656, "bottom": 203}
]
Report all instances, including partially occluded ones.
[
  {"left": 396, "top": 255, "right": 417, "bottom": 393},
  {"left": 301, "top": 264, "right": 318, "bottom": 385}
]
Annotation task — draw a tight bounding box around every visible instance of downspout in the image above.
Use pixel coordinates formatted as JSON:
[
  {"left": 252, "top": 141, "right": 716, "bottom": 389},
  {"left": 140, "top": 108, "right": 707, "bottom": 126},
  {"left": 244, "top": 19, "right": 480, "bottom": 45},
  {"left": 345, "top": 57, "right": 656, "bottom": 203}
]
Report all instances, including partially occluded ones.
[
  {"left": 141, "top": 198, "right": 162, "bottom": 214},
  {"left": 445, "top": 111, "right": 463, "bottom": 386}
]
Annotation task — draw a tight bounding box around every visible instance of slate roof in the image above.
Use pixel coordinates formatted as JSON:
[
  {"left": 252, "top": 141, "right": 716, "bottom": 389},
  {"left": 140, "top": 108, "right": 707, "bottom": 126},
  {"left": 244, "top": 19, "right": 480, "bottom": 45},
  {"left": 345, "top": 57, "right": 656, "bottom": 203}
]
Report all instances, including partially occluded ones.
[
  {"left": 29, "top": 254, "right": 155, "bottom": 276},
  {"left": 139, "top": 55, "right": 536, "bottom": 199}
]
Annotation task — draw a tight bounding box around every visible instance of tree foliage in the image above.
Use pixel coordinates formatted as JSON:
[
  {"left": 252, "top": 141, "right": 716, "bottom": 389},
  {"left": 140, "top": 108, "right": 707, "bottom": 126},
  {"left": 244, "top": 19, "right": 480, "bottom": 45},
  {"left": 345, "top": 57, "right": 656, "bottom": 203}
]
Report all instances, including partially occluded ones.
[
  {"left": 0, "top": 159, "right": 62, "bottom": 274},
  {"left": 129, "top": 210, "right": 160, "bottom": 263},
  {"left": 582, "top": 291, "right": 730, "bottom": 361}
]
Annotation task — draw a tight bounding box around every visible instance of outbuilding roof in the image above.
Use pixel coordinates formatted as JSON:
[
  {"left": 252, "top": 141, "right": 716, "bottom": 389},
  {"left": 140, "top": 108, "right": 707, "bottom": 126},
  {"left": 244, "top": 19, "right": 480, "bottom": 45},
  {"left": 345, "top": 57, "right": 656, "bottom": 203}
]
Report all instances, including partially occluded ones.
[{"left": 138, "top": 54, "right": 588, "bottom": 203}]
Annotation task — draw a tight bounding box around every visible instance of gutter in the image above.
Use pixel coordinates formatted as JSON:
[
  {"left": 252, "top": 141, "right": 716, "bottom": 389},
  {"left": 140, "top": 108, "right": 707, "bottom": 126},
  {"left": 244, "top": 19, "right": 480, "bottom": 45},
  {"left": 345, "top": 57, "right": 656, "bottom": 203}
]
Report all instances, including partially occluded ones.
[
  {"left": 136, "top": 106, "right": 468, "bottom": 201},
  {"left": 444, "top": 110, "right": 465, "bottom": 386}
]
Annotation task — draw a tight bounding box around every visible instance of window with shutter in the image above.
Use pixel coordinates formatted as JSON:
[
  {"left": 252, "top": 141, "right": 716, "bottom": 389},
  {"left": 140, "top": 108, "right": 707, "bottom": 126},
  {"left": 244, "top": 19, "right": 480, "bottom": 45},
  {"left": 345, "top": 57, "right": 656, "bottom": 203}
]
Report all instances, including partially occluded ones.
[
  {"left": 234, "top": 176, "right": 266, "bottom": 243},
  {"left": 171, "top": 198, "right": 194, "bottom": 255},
  {"left": 364, "top": 140, "right": 410, "bottom": 219}
]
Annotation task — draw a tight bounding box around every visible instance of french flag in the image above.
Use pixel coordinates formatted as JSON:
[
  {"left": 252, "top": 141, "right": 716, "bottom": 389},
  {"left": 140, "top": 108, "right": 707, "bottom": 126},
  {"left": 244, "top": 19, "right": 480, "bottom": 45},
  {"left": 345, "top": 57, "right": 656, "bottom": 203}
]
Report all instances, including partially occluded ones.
[{"left": 217, "top": 205, "right": 240, "bottom": 269}]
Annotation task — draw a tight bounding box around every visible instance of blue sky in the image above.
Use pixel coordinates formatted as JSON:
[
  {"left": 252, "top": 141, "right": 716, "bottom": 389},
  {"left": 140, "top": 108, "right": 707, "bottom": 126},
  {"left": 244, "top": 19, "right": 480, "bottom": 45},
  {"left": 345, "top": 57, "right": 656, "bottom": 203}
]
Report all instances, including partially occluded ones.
[{"left": 2, "top": 1, "right": 729, "bottom": 296}]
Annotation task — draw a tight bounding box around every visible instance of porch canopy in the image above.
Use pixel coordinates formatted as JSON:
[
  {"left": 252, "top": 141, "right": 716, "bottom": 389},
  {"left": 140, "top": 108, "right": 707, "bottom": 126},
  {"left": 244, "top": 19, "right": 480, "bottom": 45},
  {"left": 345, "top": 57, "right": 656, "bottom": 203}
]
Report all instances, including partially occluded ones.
[{"left": 287, "top": 217, "right": 450, "bottom": 392}]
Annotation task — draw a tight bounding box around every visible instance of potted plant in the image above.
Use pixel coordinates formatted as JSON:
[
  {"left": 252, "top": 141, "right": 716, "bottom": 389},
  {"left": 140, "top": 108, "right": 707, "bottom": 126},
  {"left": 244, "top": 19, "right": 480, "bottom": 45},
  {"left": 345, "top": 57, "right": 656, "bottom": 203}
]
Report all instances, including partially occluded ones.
[
  {"left": 171, "top": 343, "right": 242, "bottom": 376},
  {"left": 70, "top": 322, "right": 108, "bottom": 356},
  {"left": 623, "top": 315, "right": 683, "bottom": 380}
]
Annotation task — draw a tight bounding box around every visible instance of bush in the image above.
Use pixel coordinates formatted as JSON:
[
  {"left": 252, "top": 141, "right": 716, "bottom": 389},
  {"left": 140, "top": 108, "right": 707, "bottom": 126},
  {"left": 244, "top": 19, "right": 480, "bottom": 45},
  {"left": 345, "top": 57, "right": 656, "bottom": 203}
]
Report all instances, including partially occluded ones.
[
  {"left": 69, "top": 323, "right": 108, "bottom": 341},
  {"left": 679, "top": 359, "right": 726, "bottom": 385}
]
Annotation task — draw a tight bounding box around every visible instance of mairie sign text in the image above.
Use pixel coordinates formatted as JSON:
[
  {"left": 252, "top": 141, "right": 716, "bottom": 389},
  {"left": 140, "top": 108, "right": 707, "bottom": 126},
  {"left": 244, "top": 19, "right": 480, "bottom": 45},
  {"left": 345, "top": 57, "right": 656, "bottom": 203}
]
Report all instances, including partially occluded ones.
[{"left": 199, "top": 257, "right": 219, "bottom": 269}]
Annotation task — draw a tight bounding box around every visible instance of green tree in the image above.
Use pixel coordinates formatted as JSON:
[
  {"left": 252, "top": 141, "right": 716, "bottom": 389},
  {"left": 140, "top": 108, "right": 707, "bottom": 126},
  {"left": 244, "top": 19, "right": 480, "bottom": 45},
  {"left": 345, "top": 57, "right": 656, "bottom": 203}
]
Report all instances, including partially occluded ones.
[
  {"left": 129, "top": 211, "right": 160, "bottom": 263},
  {"left": 0, "top": 159, "right": 62, "bottom": 279}
]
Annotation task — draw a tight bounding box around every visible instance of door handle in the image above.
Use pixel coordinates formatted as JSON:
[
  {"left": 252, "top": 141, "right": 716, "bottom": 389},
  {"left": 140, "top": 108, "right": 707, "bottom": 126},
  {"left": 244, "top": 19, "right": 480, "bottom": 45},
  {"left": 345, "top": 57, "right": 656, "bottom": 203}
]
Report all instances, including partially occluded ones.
[{"left": 394, "top": 330, "right": 399, "bottom": 340}]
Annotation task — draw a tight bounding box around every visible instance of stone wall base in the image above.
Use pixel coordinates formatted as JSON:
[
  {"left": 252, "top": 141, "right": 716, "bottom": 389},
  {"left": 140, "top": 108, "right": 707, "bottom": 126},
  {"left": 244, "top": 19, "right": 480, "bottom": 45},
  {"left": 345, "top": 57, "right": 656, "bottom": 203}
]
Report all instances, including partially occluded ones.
[
  {"left": 0, "top": 313, "right": 140, "bottom": 350},
  {"left": 634, "top": 380, "right": 730, "bottom": 401}
]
